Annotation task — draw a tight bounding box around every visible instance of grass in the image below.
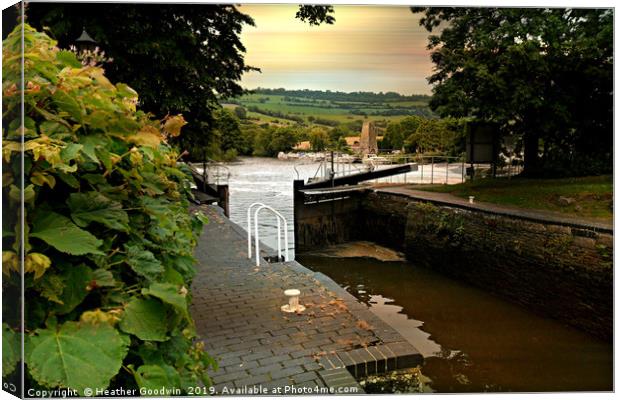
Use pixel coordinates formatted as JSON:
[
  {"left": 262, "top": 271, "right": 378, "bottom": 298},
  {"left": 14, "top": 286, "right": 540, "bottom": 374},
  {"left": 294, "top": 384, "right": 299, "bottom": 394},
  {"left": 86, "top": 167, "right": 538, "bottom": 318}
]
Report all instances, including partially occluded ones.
[
  {"left": 413, "top": 175, "right": 613, "bottom": 222},
  {"left": 222, "top": 93, "right": 432, "bottom": 128}
]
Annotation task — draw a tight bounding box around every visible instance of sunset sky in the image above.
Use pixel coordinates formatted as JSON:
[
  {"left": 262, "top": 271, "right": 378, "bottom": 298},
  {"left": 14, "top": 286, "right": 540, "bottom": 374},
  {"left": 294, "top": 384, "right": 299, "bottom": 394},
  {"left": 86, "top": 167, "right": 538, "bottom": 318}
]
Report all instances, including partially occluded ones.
[{"left": 238, "top": 5, "right": 434, "bottom": 95}]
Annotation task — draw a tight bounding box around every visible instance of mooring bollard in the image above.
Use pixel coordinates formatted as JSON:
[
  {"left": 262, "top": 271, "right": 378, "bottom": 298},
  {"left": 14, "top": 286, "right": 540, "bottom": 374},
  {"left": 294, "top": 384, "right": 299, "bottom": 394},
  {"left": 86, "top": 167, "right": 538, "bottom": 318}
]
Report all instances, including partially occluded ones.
[
  {"left": 281, "top": 289, "right": 305, "bottom": 313},
  {"left": 469, "top": 196, "right": 475, "bottom": 204}
]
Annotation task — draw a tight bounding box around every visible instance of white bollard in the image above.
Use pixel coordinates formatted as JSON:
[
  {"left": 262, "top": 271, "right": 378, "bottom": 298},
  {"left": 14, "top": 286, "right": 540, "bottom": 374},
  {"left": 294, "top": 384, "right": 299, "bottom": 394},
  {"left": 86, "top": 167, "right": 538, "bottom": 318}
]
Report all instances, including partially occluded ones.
[{"left": 281, "top": 289, "right": 305, "bottom": 313}]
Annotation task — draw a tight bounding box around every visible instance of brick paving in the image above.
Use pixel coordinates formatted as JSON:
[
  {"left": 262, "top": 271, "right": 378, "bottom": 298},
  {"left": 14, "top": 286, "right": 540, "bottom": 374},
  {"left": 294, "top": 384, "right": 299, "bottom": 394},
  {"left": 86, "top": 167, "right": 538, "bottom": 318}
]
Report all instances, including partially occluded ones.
[{"left": 190, "top": 205, "right": 422, "bottom": 395}]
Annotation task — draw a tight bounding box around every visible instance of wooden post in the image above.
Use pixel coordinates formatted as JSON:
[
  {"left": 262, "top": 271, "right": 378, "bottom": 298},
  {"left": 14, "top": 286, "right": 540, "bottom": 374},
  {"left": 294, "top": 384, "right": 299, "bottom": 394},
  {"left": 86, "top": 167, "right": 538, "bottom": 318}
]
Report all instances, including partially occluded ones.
[
  {"left": 217, "top": 185, "right": 229, "bottom": 217},
  {"left": 293, "top": 179, "right": 305, "bottom": 254}
]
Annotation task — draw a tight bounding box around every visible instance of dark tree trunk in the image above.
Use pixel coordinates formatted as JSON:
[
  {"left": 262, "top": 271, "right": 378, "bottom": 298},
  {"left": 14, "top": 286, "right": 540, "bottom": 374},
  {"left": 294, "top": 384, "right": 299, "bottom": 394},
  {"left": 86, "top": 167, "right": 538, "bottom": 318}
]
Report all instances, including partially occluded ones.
[{"left": 522, "top": 131, "right": 540, "bottom": 177}]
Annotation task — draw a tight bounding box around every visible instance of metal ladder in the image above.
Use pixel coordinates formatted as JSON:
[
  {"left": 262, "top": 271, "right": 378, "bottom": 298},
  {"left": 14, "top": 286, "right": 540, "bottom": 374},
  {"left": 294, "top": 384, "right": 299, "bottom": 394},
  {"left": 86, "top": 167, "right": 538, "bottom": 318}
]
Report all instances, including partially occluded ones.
[{"left": 247, "top": 202, "right": 290, "bottom": 267}]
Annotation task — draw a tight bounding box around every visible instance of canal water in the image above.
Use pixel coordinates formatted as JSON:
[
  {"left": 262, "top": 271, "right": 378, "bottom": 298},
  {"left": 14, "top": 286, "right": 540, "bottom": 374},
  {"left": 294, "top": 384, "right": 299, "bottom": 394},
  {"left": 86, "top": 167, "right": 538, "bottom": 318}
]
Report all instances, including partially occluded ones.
[
  {"left": 222, "top": 157, "right": 612, "bottom": 393},
  {"left": 297, "top": 255, "right": 613, "bottom": 392}
]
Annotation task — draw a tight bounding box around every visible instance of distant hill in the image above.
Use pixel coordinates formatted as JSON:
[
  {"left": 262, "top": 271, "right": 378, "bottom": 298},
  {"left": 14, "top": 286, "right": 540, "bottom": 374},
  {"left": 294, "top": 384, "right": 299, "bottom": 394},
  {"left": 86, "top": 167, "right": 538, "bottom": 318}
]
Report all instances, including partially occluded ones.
[
  {"left": 223, "top": 88, "right": 435, "bottom": 127},
  {"left": 247, "top": 88, "right": 431, "bottom": 104}
]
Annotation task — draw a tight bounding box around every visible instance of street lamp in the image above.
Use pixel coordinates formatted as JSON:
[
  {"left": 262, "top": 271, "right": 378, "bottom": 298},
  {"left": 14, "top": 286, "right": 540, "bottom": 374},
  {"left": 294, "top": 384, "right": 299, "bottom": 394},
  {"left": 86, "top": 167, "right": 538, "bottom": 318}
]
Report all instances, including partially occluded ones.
[{"left": 75, "top": 27, "right": 96, "bottom": 52}]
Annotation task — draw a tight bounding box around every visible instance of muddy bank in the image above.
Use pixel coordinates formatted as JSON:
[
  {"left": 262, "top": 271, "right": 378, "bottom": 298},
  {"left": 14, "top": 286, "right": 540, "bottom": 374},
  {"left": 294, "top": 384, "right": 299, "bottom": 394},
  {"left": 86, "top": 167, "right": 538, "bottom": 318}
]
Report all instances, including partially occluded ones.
[{"left": 303, "top": 241, "right": 406, "bottom": 262}]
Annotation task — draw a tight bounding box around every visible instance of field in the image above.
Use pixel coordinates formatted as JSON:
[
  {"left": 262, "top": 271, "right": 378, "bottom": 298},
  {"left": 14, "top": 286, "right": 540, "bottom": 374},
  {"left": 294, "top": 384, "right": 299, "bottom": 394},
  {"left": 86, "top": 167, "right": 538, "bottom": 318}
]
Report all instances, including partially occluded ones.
[{"left": 222, "top": 89, "right": 434, "bottom": 128}]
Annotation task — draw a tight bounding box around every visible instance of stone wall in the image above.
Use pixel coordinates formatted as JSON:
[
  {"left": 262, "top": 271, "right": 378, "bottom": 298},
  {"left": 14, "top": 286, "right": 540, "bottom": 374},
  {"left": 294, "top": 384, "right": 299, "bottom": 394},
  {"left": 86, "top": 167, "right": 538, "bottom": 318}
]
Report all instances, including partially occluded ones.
[
  {"left": 294, "top": 194, "right": 364, "bottom": 253},
  {"left": 360, "top": 191, "right": 613, "bottom": 341}
]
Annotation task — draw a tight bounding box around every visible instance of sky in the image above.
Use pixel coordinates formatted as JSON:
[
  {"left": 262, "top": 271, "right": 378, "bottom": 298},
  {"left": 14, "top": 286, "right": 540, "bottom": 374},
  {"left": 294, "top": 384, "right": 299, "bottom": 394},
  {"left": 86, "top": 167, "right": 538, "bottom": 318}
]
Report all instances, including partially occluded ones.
[{"left": 238, "top": 5, "right": 434, "bottom": 95}]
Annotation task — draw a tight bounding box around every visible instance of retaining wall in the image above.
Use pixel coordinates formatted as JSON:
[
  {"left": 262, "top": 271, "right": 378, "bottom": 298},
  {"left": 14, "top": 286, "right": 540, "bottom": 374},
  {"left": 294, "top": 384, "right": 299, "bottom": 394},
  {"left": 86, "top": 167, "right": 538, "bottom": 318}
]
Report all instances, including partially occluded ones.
[{"left": 294, "top": 187, "right": 613, "bottom": 340}]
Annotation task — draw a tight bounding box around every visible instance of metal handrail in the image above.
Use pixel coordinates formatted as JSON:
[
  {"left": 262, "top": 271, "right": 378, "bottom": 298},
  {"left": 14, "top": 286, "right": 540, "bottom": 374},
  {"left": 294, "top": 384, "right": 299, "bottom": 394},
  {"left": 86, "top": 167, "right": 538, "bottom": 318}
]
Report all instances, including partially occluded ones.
[
  {"left": 246, "top": 202, "right": 290, "bottom": 267},
  {"left": 247, "top": 202, "right": 265, "bottom": 259}
]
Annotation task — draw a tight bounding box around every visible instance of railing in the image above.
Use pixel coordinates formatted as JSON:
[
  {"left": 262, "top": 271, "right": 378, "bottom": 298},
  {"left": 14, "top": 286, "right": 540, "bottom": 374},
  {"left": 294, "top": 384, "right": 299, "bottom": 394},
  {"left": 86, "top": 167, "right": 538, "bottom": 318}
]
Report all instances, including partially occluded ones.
[
  {"left": 188, "top": 161, "right": 231, "bottom": 185},
  {"left": 247, "top": 202, "right": 290, "bottom": 267}
]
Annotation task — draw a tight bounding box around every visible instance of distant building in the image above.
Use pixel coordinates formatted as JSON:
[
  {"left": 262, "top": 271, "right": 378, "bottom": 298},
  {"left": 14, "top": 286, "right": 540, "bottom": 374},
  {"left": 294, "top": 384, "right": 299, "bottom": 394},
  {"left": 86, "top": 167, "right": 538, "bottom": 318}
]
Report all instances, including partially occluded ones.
[
  {"left": 344, "top": 136, "right": 360, "bottom": 152},
  {"left": 293, "top": 141, "right": 311, "bottom": 151},
  {"left": 359, "top": 121, "right": 378, "bottom": 155}
]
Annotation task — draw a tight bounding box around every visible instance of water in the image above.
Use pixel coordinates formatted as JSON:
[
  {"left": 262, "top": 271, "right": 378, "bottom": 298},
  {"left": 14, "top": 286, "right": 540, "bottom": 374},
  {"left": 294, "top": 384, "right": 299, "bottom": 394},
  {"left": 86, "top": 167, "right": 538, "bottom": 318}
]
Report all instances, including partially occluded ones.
[
  {"left": 220, "top": 157, "right": 464, "bottom": 256},
  {"left": 296, "top": 255, "right": 613, "bottom": 393},
  {"left": 220, "top": 157, "right": 612, "bottom": 392}
]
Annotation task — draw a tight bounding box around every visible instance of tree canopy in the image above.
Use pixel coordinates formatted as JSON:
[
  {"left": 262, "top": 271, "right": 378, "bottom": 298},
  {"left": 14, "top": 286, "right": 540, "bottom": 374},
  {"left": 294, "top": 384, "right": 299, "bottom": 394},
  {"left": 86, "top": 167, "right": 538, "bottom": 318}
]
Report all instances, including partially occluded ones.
[
  {"left": 26, "top": 3, "right": 336, "bottom": 157},
  {"left": 412, "top": 7, "right": 613, "bottom": 176}
]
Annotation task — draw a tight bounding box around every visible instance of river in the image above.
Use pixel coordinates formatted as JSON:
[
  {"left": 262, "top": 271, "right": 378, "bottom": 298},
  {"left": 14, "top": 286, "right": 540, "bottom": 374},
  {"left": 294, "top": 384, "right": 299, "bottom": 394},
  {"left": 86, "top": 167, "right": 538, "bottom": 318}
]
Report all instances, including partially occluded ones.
[
  {"left": 221, "top": 156, "right": 463, "bottom": 256},
  {"left": 219, "top": 157, "right": 612, "bottom": 393}
]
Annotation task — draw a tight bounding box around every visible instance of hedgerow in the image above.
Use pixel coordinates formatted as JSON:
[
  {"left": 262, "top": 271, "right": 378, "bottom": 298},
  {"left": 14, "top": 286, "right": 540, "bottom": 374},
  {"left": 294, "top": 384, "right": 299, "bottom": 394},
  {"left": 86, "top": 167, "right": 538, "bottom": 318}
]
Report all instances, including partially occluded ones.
[{"left": 2, "top": 24, "right": 214, "bottom": 394}]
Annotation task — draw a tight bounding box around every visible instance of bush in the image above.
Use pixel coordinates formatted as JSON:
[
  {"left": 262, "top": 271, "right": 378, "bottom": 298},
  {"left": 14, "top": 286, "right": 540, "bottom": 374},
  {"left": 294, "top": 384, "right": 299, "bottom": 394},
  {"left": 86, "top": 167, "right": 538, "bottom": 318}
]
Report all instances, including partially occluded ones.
[{"left": 2, "top": 25, "right": 214, "bottom": 394}]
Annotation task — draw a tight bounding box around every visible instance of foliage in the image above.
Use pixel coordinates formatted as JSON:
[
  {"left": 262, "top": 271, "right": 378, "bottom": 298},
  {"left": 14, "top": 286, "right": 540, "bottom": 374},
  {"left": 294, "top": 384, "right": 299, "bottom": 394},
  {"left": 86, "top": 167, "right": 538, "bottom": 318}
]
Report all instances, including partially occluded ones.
[
  {"left": 27, "top": 3, "right": 257, "bottom": 151},
  {"left": 2, "top": 25, "right": 214, "bottom": 394},
  {"left": 411, "top": 7, "right": 613, "bottom": 176},
  {"left": 250, "top": 87, "right": 431, "bottom": 104},
  {"left": 233, "top": 106, "right": 247, "bottom": 120},
  {"left": 251, "top": 126, "right": 300, "bottom": 157},
  {"left": 308, "top": 127, "right": 330, "bottom": 151},
  {"left": 295, "top": 5, "right": 336, "bottom": 26},
  {"left": 382, "top": 116, "right": 465, "bottom": 155}
]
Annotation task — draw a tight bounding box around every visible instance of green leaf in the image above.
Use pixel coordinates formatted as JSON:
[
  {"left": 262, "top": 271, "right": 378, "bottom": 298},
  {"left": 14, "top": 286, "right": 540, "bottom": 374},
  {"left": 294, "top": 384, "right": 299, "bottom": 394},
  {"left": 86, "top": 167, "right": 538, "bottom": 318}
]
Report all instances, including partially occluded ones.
[
  {"left": 2, "top": 324, "right": 20, "bottom": 377},
  {"left": 39, "top": 121, "right": 69, "bottom": 136},
  {"left": 67, "top": 192, "right": 129, "bottom": 232},
  {"left": 115, "top": 83, "right": 138, "bottom": 99},
  {"left": 54, "top": 264, "right": 93, "bottom": 314},
  {"left": 134, "top": 364, "right": 181, "bottom": 392},
  {"left": 60, "top": 143, "right": 83, "bottom": 162},
  {"left": 56, "top": 50, "right": 81, "bottom": 68},
  {"left": 30, "top": 212, "right": 103, "bottom": 255},
  {"left": 56, "top": 171, "right": 80, "bottom": 188},
  {"left": 26, "top": 321, "right": 128, "bottom": 394},
  {"left": 52, "top": 90, "right": 82, "bottom": 122},
  {"left": 163, "top": 266, "right": 184, "bottom": 286},
  {"left": 33, "top": 272, "right": 65, "bottom": 305},
  {"left": 92, "top": 269, "right": 116, "bottom": 288},
  {"left": 78, "top": 134, "right": 108, "bottom": 164},
  {"left": 142, "top": 283, "right": 188, "bottom": 318},
  {"left": 119, "top": 298, "right": 168, "bottom": 341},
  {"left": 81, "top": 173, "right": 107, "bottom": 185},
  {"left": 125, "top": 244, "right": 164, "bottom": 280},
  {"left": 172, "top": 255, "right": 196, "bottom": 281}
]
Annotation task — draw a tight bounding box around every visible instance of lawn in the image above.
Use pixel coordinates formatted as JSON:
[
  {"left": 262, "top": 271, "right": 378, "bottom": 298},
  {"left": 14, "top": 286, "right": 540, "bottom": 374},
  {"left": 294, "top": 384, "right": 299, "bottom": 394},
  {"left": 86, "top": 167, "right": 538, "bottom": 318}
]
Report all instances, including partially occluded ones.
[{"left": 413, "top": 175, "right": 613, "bottom": 222}]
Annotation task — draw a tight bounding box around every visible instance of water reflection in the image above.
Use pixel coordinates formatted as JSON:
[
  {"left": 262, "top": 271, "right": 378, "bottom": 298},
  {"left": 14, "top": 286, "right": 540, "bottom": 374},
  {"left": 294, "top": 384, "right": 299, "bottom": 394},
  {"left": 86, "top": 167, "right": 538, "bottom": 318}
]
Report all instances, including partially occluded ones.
[{"left": 297, "top": 254, "right": 613, "bottom": 393}]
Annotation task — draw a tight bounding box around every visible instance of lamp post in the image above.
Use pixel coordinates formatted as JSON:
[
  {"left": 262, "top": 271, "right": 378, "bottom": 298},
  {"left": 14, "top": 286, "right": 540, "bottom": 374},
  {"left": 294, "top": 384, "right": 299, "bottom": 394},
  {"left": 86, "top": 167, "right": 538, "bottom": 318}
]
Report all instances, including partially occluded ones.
[{"left": 75, "top": 27, "right": 96, "bottom": 52}]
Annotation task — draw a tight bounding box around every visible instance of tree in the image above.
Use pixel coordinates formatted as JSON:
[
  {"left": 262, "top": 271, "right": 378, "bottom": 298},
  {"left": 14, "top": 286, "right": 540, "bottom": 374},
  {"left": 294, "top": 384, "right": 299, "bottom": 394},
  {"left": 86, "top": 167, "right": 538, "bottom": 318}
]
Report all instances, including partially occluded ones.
[
  {"left": 296, "top": 5, "right": 335, "bottom": 26},
  {"left": 412, "top": 7, "right": 613, "bottom": 176},
  {"left": 233, "top": 106, "right": 248, "bottom": 120},
  {"left": 27, "top": 3, "right": 255, "bottom": 152},
  {"left": 26, "top": 4, "right": 336, "bottom": 155},
  {"left": 309, "top": 127, "right": 330, "bottom": 151},
  {"left": 382, "top": 122, "right": 405, "bottom": 150}
]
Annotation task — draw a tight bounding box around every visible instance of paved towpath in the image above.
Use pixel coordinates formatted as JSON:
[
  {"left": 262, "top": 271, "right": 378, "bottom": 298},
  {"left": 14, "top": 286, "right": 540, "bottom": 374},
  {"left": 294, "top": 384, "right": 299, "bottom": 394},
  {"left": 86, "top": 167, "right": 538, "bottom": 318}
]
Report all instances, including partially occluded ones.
[
  {"left": 190, "top": 205, "right": 422, "bottom": 395},
  {"left": 373, "top": 185, "right": 612, "bottom": 233}
]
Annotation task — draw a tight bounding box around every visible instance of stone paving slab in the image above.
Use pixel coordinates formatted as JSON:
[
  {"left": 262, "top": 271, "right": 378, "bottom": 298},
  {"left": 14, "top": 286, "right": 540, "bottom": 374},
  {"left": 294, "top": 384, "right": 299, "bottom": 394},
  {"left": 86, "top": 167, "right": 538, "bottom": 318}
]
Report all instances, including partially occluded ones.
[{"left": 190, "top": 205, "right": 422, "bottom": 395}]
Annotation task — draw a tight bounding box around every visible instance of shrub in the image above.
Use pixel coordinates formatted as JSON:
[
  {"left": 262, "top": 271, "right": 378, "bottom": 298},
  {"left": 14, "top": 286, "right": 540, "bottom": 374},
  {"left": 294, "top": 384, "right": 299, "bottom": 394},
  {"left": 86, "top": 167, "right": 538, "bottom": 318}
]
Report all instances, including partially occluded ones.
[{"left": 2, "top": 24, "right": 214, "bottom": 394}]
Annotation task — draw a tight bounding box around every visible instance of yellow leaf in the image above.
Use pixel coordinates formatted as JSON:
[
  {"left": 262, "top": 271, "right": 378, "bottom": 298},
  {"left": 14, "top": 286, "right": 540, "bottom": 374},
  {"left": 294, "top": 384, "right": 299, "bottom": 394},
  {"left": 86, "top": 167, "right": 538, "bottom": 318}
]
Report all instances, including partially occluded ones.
[
  {"left": 24, "top": 252, "right": 51, "bottom": 279},
  {"left": 127, "top": 125, "right": 162, "bottom": 148},
  {"left": 30, "top": 171, "right": 56, "bottom": 188},
  {"left": 2, "top": 251, "right": 19, "bottom": 276},
  {"left": 80, "top": 309, "right": 121, "bottom": 326},
  {"left": 162, "top": 115, "right": 187, "bottom": 137},
  {"left": 2, "top": 141, "right": 21, "bottom": 163}
]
